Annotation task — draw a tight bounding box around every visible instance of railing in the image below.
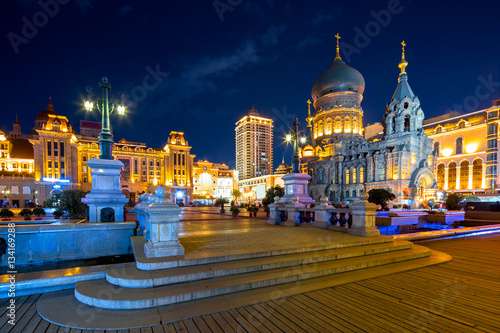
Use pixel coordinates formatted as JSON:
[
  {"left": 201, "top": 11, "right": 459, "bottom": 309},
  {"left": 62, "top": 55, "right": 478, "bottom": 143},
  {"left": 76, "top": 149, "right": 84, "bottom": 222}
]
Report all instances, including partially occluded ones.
[{"left": 275, "top": 206, "right": 352, "bottom": 229}]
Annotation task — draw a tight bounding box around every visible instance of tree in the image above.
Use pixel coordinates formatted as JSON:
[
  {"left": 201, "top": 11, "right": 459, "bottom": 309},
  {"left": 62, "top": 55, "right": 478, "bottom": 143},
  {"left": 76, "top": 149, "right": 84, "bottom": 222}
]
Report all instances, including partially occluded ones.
[
  {"left": 19, "top": 208, "right": 33, "bottom": 220},
  {"left": 445, "top": 192, "right": 462, "bottom": 211},
  {"left": 263, "top": 185, "right": 285, "bottom": 206},
  {"left": 214, "top": 197, "right": 230, "bottom": 213},
  {"left": 368, "top": 189, "right": 396, "bottom": 210},
  {"left": 0, "top": 208, "right": 14, "bottom": 219},
  {"left": 44, "top": 189, "right": 87, "bottom": 218},
  {"left": 231, "top": 189, "right": 242, "bottom": 202}
]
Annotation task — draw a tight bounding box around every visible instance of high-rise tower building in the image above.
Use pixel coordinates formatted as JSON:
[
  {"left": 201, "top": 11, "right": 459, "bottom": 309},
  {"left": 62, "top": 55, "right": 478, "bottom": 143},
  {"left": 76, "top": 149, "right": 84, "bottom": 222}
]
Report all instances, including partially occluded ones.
[{"left": 235, "top": 106, "right": 273, "bottom": 180}]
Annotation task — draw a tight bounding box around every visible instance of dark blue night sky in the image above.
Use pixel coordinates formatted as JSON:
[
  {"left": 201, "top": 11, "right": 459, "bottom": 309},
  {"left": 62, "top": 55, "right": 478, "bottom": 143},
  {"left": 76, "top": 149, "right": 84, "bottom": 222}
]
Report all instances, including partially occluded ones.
[{"left": 2, "top": 0, "right": 500, "bottom": 170}]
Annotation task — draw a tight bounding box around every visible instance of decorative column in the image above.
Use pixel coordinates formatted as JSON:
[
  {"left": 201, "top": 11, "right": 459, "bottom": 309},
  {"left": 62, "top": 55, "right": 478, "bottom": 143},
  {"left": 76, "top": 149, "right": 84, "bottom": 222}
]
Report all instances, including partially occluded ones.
[
  {"left": 456, "top": 165, "right": 461, "bottom": 190},
  {"left": 482, "top": 163, "right": 486, "bottom": 189},
  {"left": 314, "top": 196, "right": 333, "bottom": 228},
  {"left": 468, "top": 164, "right": 473, "bottom": 189},
  {"left": 347, "top": 193, "right": 380, "bottom": 237},
  {"left": 144, "top": 185, "right": 184, "bottom": 258},
  {"left": 444, "top": 167, "right": 449, "bottom": 190}
]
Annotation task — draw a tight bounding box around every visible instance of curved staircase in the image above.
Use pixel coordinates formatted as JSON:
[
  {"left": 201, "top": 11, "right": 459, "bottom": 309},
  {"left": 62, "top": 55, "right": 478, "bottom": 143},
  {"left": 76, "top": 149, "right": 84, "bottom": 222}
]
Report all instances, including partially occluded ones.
[{"left": 74, "top": 236, "right": 431, "bottom": 310}]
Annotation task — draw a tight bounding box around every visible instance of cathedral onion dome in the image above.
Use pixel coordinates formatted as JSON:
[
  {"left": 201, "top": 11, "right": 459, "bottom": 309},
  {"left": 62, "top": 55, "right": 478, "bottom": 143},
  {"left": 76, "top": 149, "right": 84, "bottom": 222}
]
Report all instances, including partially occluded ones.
[
  {"left": 35, "top": 101, "right": 58, "bottom": 121},
  {"left": 311, "top": 58, "right": 365, "bottom": 101}
]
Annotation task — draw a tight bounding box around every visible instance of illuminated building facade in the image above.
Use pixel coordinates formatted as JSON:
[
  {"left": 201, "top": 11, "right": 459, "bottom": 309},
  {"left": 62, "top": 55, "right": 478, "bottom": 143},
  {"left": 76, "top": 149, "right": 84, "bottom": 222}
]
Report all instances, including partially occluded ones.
[
  {"left": 192, "top": 160, "right": 236, "bottom": 202},
  {"left": 0, "top": 125, "right": 36, "bottom": 208},
  {"left": 0, "top": 102, "right": 195, "bottom": 206},
  {"left": 301, "top": 38, "right": 435, "bottom": 205},
  {"left": 235, "top": 106, "right": 273, "bottom": 180},
  {"left": 423, "top": 99, "right": 500, "bottom": 201}
]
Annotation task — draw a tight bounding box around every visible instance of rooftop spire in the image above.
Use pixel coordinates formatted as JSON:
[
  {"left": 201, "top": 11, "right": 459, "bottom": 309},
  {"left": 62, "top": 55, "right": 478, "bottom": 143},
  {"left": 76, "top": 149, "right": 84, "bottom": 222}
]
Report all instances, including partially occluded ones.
[
  {"left": 334, "top": 33, "right": 342, "bottom": 61},
  {"left": 398, "top": 40, "right": 408, "bottom": 75},
  {"left": 306, "top": 99, "right": 313, "bottom": 127}
]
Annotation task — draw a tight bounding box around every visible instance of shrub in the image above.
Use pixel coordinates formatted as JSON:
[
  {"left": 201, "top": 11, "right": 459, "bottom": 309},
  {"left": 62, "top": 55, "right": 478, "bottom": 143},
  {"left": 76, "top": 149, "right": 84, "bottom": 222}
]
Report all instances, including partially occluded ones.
[
  {"left": 33, "top": 207, "right": 46, "bottom": 217},
  {"left": 0, "top": 208, "right": 14, "bottom": 218},
  {"left": 53, "top": 209, "right": 64, "bottom": 218},
  {"left": 19, "top": 208, "right": 33, "bottom": 219}
]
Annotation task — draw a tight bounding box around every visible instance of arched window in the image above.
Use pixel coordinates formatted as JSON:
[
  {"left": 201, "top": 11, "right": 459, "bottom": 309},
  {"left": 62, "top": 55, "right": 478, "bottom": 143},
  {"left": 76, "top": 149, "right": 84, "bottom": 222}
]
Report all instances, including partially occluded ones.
[
  {"left": 437, "top": 163, "right": 445, "bottom": 190},
  {"left": 404, "top": 115, "right": 410, "bottom": 132},
  {"left": 353, "top": 116, "right": 358, "bottom": 133},
  {"left": 460, "top": 160, "right": 469, "bottom": 189},
  {"left": 404, "top": 102, "right": 409, "bottom": 108},
  {"left": 345, "top": 169, "right": 349, "bottom": 185},
  {"left": 473, "top": 159, "right": 482, "bottom": 189},
  {"left": 434, "top": 142, "right": 440, "bottom": 156},
  {"left": 352, "top": 168, "right": 357, "bottom": 184},
  {"left": 317, "top": 120, "right": 324, "bottom": 136},
  {"left": 392, "top": 118, "right": 396, "bottom": 134},
  {"left": 344, "top": 116, "right": 351, "bottom": 133},
  {"left": 456, "top": 138, "right": 463, "bottom": 154},
  {"left": 325, "top": 118, "right": 332, "bottom": 135},
  {"left": 448, "top": 162, "right": 457, "bottom": 189},
  {"left": 334, "top": 117, "right": 342, "bottom": 133},
  {"left": 359, "top": 167, "right": 364, "bottom": 183},
  {"left": 82, "top": 155, "right": 87, "bottom": 162},
  {"left": 458, "top": 120, "right": 465, "bottom": 128},
  {"left": 314, "top": 123, "right": 318, "bottom": 139},
  {"left": 319, "top": 169, "right": 324, "bottom": 182},
  {"left": 436, "top": 126, "right": 442, "bottom": 133}
]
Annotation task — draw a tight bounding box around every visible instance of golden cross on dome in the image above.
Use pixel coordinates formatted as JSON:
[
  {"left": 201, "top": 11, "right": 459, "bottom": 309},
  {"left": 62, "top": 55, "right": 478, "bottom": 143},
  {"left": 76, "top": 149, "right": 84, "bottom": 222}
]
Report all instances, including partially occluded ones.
[
  {"left": 399, "top": 40, "right": 408, "bottom": 74},
  {"left": 306, "top": 99, "right": 313, "bottom": 127},
  {"left": 334, "top": 33, "right": 341, "bottom": 61}
]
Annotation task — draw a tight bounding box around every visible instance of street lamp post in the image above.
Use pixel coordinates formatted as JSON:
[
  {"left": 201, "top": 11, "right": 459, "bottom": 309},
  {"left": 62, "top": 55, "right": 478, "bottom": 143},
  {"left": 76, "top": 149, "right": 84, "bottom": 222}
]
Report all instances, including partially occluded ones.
[
  {"left": 32, "top": 187, "right": 38, "bottom": 206},
  {"left": 2, "top": 189, "right": 10, "bottom": 207},
  {"left": 84, "top": 77, "right": 126, "bottom": 160},
  {"left": 285, "top": 117, "right": 307, "bottom": 174}
]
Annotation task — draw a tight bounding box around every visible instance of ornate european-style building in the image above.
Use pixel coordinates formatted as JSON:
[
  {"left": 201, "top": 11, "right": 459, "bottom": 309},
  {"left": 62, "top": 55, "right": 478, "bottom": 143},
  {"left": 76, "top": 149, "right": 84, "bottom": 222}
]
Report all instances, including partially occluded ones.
[{"left": 300, "top": 40, "right": 436, "bottom": 205}]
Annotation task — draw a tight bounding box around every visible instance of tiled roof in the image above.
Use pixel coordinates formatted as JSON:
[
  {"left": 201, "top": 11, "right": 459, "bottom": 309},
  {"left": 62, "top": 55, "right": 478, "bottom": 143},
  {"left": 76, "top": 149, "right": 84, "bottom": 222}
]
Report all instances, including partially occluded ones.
[{"left": 9, "top": 138, "right": 34, "bottom": 159}]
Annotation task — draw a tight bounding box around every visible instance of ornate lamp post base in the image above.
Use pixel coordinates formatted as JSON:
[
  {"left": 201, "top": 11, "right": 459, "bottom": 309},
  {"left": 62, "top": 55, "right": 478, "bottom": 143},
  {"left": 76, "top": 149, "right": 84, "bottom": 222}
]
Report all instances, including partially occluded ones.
[{"left": 82, "top": 158, "right": 128, "bottom": 222}]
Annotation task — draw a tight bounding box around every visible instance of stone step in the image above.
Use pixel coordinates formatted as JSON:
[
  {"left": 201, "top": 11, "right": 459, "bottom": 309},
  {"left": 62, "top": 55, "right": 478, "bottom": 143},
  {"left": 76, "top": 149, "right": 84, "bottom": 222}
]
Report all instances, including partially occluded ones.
[
  {"left": 132, "top": 235, "right": 395, "bottom": 271},
  {"left": 106, "top": 240, "right": 413, "bottom": 288},
  {"left": 74, "top": 244, "right": 430, "bottom": 310}
]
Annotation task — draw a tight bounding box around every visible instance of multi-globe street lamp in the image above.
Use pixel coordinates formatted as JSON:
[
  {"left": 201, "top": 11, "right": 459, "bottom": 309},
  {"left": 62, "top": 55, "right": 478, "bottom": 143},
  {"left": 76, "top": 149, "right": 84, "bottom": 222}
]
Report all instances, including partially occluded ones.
[
  {"left": 84, "top": 77, "right": 126, "bottom": 160},
  {"left": 285, "top": 117, "right": 307, "bottom": 174}
]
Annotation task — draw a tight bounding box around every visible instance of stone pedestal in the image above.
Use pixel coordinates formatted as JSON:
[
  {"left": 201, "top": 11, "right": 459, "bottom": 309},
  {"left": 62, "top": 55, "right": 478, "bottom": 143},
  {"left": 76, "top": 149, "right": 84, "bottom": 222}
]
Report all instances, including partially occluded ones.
[
  {"left": 348, "top": 195, "right": 380, "bottom": 237},
  {"left": 281, "top": 173, "right": 315, "bottom": 205},
  {"left": 144, "top": 186, "right": 184, "bottom": 258},
  {"left": 82, "top": 158, "right": 128, "bottom": 222},
  {"left": 267, "top": 196, "right": 284, "bottom": 225},
  {"left": 314, "top": 196, "right": 333, "bottom": 228}
]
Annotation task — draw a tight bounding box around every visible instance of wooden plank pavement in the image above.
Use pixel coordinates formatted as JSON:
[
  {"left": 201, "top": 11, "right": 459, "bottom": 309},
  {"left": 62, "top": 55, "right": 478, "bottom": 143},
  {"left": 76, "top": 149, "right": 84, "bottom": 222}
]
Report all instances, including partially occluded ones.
[{"left": 1, "top": 233, "right": 499, "bottom": 332}]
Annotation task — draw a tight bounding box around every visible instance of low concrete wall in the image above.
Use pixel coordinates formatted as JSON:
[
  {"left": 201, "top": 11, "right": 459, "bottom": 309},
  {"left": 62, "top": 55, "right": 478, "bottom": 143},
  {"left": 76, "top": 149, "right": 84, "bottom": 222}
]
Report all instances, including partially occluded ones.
[
  {"left": 376, "top": 212, "right": 427, "bottom": 226},
  {"left": 465, "top": 211, "right": 500, "bottom": 221},
  {"left": 0, "top": 222, "right": 135, "bottom": 266},
  {"left": 425, "top": 211, "right": 464, "bottom": 224}
]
